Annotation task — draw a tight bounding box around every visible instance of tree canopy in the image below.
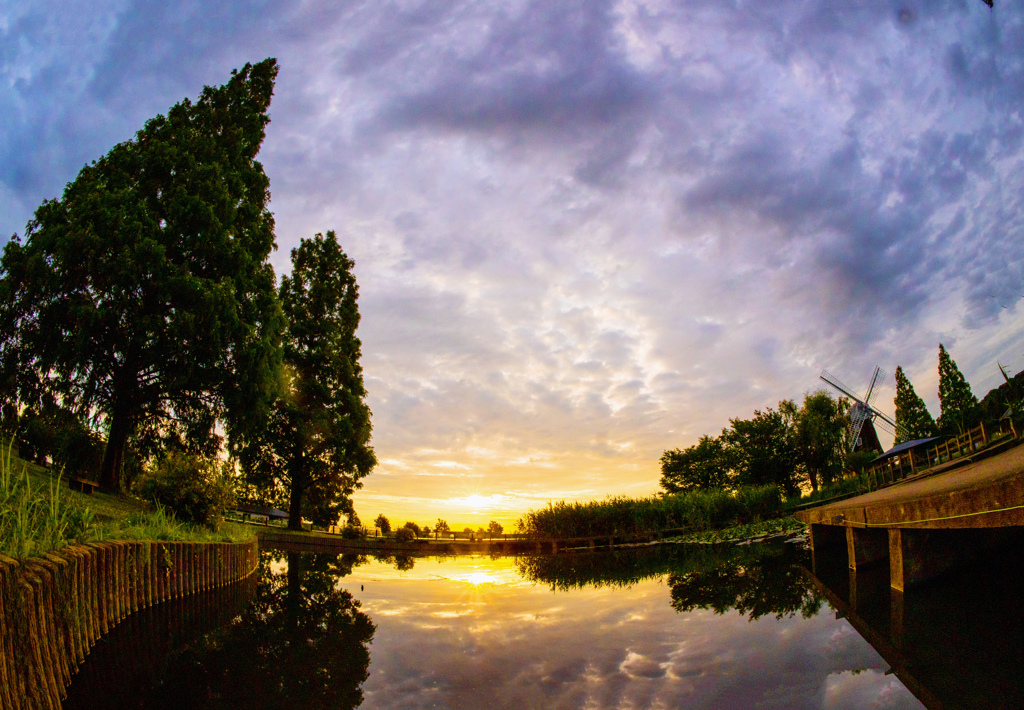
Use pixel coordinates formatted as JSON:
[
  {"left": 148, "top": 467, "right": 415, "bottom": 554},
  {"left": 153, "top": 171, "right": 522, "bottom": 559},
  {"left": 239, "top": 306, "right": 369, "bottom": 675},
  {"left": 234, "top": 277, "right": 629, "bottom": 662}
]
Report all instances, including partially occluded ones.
[
  {"left": 937, "top": 344, "right": 978, "bottom": 436},
  {"left": 893, "top": 365, "right": 936, "bottom": 443},
  {"left": 241, "top": 231, "right": 376, "bottom": 530},
  {"left": 0, "top": 58, "right": 284, "bottom": 491},
  {"left": 723, "top": 404, "right": 801, "bottom": 496},
  {"left": 792, "top": 391, "right": 847, "bottom": 492},
  {"left": 659, "top": 435, "right": 730, "bottom": 493}
]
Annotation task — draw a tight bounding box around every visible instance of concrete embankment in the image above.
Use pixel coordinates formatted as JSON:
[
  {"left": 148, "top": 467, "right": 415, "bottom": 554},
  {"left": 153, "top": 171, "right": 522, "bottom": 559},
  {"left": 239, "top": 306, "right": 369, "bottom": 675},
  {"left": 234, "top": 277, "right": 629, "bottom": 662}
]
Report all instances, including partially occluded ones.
[{"left": 0, "top": 539, "right": 258, "bottom": 710}]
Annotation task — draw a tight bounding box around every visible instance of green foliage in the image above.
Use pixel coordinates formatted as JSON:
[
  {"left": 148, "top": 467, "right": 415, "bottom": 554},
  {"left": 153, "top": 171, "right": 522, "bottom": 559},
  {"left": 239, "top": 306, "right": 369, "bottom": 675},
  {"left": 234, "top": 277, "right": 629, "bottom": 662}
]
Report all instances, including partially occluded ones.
[
  {"left": 937, "top": 344, "right": 979, "bottom": 436},
  {"left": 9, "top": 404, "right": 105, "bottom": 480},
  {"left": 340, "top": 523, "right": 366, "bottom": 540},
  {"left": 0, "top": 443, "right": 95, "bottom": 559},
  {"left": 241, "top": 231, "right": 376, "bottom": 530},
  {"left": 516, "top": 485, "right": 782, "bottom": 539},
  {"left": 394, "top": 527, "right": 415, "bottom": 542},
  {"left": 136, "top": 451, "right": 235, "bottom": 530},
  {"left": 660, "top": 435, "right": 730, "bottom": 493},
  {"left": 0, "top": 59, "right": 285, "bottom": 492},
  {"left": 893, "top": 365, "right": 937, "bottom": 443},
  {"left": 434, "top": 519, "right": 451, "bottom": 535},
  {"left": 487, "top": 520, "right": 503, "bottom": 536},
  {"left": 723, "top": 403, "right": 801, "bottom": 496},
  {"left": 374, "top": 514, "right": 391, "bottom": 534},
  {"left": 786, "top": 472, "right": 869, "bottom": 510},
  {"left": 844, "top": 450, "right": 878, "bottom": 475},
  {"left": 792, "top": 390, "right": 847, "bottom": 492},
  {"left": 401, "top": 521, "right": 422, "bottom": 536}
]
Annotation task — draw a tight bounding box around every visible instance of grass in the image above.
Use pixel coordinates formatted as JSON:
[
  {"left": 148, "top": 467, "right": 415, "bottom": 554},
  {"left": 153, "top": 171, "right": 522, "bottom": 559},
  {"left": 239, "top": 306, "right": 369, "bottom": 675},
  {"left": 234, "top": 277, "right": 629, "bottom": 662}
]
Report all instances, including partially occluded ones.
[
  {"left": 516, "top": 485, "right": 784, "bottom": 539},
  {"left": 785, "top": 473, "right": 870, "bottom": 511},
  {"left": 0, "top": 444, "right": 253, "bottom": 561}
]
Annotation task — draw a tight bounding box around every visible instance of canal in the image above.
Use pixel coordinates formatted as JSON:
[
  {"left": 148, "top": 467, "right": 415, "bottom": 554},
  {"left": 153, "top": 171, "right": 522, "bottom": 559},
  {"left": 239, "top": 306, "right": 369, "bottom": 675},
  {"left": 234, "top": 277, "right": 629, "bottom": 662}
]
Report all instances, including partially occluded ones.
[{"left": 60, "top": 536, "right": 1024, "bottom": 709}]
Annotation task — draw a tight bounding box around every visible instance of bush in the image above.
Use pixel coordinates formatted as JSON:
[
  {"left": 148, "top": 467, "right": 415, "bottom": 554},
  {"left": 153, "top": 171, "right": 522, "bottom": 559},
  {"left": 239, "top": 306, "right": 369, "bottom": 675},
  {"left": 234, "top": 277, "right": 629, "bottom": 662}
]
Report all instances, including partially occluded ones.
[
  {"left": 136, "top": 451, "right": 234, "bottom": 530},
  {"left": 341, "top": 523, "right": 366, "bottom": 540},
  {"left": 395, "top": 527, "right": 415, "bottom": 542}
]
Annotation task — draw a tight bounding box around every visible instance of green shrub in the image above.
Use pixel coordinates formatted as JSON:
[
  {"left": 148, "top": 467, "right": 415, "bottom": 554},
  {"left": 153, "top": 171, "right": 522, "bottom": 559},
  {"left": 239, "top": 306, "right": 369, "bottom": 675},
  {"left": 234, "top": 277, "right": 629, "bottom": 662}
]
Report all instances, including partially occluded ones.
[
  {"left": 341, "top": 523, "right": 366, "bottom": 540},
  {"left": 394, "top": 527, "right": 415, "bottom": 542},
  {"left": 136, "top": 451, "right": 234, "bottom": 530}
]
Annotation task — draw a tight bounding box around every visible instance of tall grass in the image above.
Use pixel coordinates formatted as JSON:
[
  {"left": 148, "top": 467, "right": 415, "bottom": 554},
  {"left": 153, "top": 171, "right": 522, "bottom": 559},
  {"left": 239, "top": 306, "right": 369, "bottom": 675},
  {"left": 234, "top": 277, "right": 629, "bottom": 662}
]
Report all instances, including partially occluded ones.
[
  {"left": 0, "top": 441, "right": 92, "bottom": 559},
  {"left": 0, "top": 441, "right": 253, "bottom": 560},
  {"left": 516, "top": 485, "right": 783, "bottom": 539}
]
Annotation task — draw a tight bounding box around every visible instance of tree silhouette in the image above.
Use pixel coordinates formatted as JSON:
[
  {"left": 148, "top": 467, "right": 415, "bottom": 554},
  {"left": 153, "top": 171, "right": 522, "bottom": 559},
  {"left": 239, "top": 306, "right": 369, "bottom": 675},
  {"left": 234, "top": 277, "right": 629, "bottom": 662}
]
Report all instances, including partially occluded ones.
[
  {"left": 138, "top": 551, "right": 375, "bottom": 709},
  {"left": 241, "top": 231, "right": 376, "bottom": 529},
  {"left": 894, "top": 366, "right": 937, "bottom": 443},
  {"left": 937, "top": 344, "right": 978, "bottom": 436},
  {"left": 0, "top": 60, "right": 284, "bottom": 491}
]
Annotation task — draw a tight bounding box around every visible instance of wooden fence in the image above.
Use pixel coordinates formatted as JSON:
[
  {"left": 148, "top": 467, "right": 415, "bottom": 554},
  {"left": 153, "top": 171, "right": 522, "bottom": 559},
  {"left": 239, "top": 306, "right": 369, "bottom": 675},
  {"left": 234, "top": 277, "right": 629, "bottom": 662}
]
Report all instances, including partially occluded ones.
[
  {"left": 0, "top": 539, "right": 259, "bottom": 710},
  {"left": 867, "top": 418, "right": 1018, "bottom": 490}
]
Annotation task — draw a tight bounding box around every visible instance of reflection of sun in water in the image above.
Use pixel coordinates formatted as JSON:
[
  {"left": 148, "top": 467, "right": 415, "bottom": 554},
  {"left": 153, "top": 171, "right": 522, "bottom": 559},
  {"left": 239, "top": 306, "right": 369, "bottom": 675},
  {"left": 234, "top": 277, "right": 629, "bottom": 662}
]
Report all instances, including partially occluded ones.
[{"left": 457, "top": 571, "right": 504, "bottom": 586}]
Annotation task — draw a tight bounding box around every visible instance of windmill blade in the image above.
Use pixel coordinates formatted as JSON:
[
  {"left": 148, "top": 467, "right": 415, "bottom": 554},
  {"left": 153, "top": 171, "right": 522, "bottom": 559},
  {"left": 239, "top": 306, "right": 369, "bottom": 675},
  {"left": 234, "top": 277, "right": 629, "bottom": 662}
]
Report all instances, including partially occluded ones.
[
  {"left": 848, "top": 404, "right": 869, "bottom": 451},
  {"left": 872, "top": 413, "right": 896, "bottom": 437},
  {"left": 820, "top": 370, "right": 863, "bottom": 403},
  {"left": 871, "top": 408, "right": 896, "bottom": 429},
  {"left": 864, "top": 367, "right": 887, "bottom": 406}
]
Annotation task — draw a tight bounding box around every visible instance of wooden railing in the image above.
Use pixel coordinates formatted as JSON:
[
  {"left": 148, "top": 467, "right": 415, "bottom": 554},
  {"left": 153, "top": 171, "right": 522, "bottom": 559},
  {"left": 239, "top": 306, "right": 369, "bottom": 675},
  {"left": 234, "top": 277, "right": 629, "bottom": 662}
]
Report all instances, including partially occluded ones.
[{"left": 867, "top": 419, "right": 1019, "bottom": 490}]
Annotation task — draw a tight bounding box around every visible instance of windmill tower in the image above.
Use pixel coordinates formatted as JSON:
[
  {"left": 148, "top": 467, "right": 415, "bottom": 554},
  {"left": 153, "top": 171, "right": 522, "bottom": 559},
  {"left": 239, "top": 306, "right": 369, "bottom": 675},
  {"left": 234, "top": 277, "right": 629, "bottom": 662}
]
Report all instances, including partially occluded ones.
[{"left": 820, "top": 367, "right": 897, "bottom": 454}]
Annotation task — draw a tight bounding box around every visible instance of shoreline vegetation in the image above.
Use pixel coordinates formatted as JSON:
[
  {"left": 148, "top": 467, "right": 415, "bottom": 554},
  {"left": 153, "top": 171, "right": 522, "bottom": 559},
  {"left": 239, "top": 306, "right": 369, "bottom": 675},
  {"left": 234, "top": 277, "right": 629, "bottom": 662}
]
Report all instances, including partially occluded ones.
[
  {"left": 515, "top": 485, "right": 797, "bottom": 541},
  {"left": 0, "top": 445, "right": 253, "bottom": 562}
]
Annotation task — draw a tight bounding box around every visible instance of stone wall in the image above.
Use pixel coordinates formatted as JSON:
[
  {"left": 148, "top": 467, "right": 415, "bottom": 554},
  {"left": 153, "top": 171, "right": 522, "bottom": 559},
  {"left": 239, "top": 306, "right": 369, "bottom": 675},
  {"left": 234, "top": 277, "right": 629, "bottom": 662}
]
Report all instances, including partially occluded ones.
[{"left": 0, "top": 539, "right": 258, "bottom": 709}]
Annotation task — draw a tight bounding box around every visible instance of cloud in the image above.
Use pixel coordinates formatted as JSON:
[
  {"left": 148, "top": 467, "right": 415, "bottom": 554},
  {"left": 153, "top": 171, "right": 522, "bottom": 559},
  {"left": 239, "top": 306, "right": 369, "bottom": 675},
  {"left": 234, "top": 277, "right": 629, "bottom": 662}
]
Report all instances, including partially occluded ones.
[{"left": 4, "top": 0, "right": 1024, "bottom": 516}]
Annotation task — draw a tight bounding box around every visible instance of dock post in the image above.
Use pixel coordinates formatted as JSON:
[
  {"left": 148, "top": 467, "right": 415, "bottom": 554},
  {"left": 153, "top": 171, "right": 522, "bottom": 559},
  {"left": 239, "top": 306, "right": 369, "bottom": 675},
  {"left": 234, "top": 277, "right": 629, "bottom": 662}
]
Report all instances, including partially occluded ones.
[{"left": 846, "top": 527, "right": 889, "bottom": 570}]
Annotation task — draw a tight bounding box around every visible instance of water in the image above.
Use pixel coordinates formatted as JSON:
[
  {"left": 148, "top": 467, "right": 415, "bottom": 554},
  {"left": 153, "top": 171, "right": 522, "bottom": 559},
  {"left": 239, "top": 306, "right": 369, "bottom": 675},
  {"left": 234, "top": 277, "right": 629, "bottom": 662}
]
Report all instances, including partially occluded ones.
[{"left": 62, "top": 539, "right": 944, "bottom": 709}]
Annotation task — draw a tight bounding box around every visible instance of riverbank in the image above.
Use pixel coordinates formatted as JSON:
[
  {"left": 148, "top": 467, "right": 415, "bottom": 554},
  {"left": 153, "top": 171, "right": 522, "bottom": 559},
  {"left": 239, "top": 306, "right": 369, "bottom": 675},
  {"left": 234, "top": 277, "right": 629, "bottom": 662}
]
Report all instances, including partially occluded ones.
[
  {"left": 0, "top": 538, "right": 258, "bottom": 709},
  {"left": 255, "top": 516, "right": 809, "bottom": 556}
]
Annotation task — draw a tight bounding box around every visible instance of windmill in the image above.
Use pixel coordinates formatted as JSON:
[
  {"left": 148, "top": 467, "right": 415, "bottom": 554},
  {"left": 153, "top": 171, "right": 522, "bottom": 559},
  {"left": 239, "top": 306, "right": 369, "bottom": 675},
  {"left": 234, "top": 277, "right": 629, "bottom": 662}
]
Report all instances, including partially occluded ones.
[{"left": 820, "top": 367, "right": 897, "bottom": 453}]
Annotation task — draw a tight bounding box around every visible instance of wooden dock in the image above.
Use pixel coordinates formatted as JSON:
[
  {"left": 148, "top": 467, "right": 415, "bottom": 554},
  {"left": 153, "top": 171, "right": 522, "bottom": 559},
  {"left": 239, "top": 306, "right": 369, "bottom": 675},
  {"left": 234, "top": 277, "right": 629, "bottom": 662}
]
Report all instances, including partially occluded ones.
[{"left": 794, "top": 441, "right": 1024, "bottom": 591}]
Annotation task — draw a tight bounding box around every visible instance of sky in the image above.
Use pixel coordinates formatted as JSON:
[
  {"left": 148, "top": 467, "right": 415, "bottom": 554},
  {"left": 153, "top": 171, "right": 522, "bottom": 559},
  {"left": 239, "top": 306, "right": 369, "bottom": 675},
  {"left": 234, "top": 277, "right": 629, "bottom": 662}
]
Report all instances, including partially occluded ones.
[{"left": 3, "top": 0, "right": 1024, "bottom": 529}]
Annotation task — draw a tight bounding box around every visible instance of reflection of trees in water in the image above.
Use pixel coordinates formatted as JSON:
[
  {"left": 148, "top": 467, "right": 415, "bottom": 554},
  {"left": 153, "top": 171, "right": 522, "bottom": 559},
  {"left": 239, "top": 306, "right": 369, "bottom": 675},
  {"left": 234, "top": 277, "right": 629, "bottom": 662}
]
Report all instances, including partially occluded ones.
[
  {"left": 518, "top": 543, "right": 821, "bottom": 621},
  {"left": 140, "top": 550, "right": 375, "bottom": 709},
  {"left": 370, "top": 551, "right": 416, "bottom": 570},
  {"left": 667, "top": 545, "right": 822, "bottom": 621}
]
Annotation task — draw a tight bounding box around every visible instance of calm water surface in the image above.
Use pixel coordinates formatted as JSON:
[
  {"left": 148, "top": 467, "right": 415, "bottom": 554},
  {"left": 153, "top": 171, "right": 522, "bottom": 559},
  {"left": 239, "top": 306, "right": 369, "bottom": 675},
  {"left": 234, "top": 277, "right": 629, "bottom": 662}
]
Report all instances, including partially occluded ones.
[{"left": 64, "top": 542, "right": 937, "bottom": 709}]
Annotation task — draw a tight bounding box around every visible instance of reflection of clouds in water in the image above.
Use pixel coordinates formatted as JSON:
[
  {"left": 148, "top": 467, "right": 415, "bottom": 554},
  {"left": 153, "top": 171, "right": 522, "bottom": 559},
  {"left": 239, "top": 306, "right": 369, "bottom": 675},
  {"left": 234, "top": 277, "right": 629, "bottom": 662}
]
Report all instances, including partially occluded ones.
[
  {"left": 344, "top": 557, "right": 923, "bottom": 710},
  {"left": 823, "top": 670, "right": 924, "bottom": 710}
]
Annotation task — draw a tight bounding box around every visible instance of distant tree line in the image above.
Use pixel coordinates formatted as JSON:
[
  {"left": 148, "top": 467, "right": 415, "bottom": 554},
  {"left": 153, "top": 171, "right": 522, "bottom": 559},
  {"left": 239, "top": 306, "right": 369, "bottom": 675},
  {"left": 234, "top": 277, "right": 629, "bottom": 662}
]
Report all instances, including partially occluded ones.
[
  {"left": 661, "top": 344, "right": 1023, "bottom": 496},
  {"left": 0, "top": 59, "right": 375, "bottom": 531},
  {"left": 371, "top": 515, "right": 505, "bottom": 540}
]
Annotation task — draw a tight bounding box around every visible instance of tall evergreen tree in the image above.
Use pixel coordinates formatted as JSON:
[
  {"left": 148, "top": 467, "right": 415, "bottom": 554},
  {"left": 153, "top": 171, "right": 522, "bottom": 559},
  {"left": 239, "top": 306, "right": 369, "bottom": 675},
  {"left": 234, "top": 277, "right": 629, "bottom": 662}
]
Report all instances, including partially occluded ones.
[
  {"left": 0, "top": 59, "right": 284, "bottom": 491},
  {"left": 893, "top": 366, "right": 937, "bottom": 444},
  {"left": 241, "top": 232, "right": 376, "bottom": 530},
  {"left": 937, "top": 344, "right": 978, "bottom": 436}
]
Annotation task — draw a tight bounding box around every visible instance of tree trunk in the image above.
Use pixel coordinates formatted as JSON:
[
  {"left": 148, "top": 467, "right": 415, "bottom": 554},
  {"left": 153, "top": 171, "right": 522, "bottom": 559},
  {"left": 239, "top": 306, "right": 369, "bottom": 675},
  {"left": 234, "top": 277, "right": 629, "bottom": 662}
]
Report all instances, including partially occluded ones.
[
  {"left": 99, "top": 402, "right": 131, "bottom": 493},
  {"left": 288, "top": 472, "right": 304, "bottom": 530}
]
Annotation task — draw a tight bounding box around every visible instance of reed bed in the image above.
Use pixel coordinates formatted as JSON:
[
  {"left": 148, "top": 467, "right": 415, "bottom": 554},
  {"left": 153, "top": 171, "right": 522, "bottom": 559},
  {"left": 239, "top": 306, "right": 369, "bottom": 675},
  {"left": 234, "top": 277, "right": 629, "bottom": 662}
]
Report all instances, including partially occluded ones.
[{"left": 516, "top": 485, "right": 783, "bottom": 539}]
